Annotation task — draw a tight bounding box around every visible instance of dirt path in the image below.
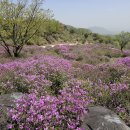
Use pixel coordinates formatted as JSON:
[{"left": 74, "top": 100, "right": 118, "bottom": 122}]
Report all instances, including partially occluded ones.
[{"left": 40, "top": 43, "right": 81, "bottom": 48}]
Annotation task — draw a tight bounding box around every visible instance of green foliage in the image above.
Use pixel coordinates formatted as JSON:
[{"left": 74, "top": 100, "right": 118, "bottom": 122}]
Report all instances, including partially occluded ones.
[
  {"left": 0, "top": 72, "right": 29, "bottom": 94},
  {"left": 104, "top": 51, "right": 122, "bottom": 58},
  {"left": 83, "top": 81, "right": 130, "bottom": 125},
  {"left": 47, "top": 72, "right": 68, "bottom": 95},
  {"left": 0, "top": 1, "right": 125, "bottom": 56},
  {"left": 0, "top": 0, "right": 117, "bottom": 50},
  {"left": 108, "top": 68, "right": 123, "bottom": 83},
  {"left": 0, "top": 0, "right": 50, "bottom": 57},
  {"left": 0, "top": 71, "right": 15, "bottom": 94},
  {"left": 76, "top": 55, "right": 83, "bottom": 61},
  {"left": 116, "top": 32, "right": 130, "bottom": 51},
  {"left": 14, "top": 76, "right": 30, "bottom": 93},
  {"left": 0, "top": 106, "right": 8, "bottom": 130}
]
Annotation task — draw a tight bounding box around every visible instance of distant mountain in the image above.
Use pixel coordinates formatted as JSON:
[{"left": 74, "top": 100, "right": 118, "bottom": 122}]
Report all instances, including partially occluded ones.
[{"left": 89, "top": 26, "right": 114, "bottom": 35}]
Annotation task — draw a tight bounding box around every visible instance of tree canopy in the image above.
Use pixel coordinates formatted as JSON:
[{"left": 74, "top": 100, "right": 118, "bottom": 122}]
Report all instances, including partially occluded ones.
[
  {"left": 116, "top": 32, "right": 130, "bottom": 51},
  {"left": 0, "top": 0, "right": 50, "bottom": 57}
]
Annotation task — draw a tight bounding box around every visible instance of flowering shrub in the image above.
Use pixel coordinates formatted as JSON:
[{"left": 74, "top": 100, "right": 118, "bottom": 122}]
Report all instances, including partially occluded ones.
[
  {"left": 1, "top": 44, "right": 130, "bottom": 127},
  {"left": 47, "top": 71, "right": 67, "bottom": 95},
  {"left": 0, "top": 105, "right": 8, "bottom": 129},
  {"left": 63, "top": 52, "right": 78, "bottom": 60},
  {"left": 108, "top": 83, "right": 128, "bottom": 94},
  {"left": 0, "top": 55, "right": 72, "bottom": 94},
  {"left": 95, "top": 63, "right": 128, "bottom": 84},
  {"left": 7, "top": 85, "right": 91, "bottom": 130},
  {"left": 83, "top": 81, "right": 130, "bottom": 125},
  {"left": 0, "top": 69, "right": 37, "bottom": 94},
  {"left": 122, "top": 50, "right": 130, "bottom": 57},
  {"left": 117, "top": 57, "right": 130, "bottom": 68},
  {"left": 116, "top": 105, "right": 126, "bottom": 114},
  {"left": 87, "top": 82, "right": 130, "bottom": 106},
  {"left": 54, "top": 44, "right": 70, "bottom": 54}
]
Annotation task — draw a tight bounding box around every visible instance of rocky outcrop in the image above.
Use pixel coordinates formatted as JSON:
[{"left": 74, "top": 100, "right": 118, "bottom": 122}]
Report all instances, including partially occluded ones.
[{"left": 82, "top": 106, "right": 130, "bottom": 130}]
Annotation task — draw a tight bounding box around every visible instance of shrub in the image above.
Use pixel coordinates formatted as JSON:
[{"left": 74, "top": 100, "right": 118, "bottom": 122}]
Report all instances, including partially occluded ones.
[
  {"left": 117, "top": 57, "right": 130, "bottom": 67},
  {"left": 108, "top": 68, "right": 124, "bottom": 83},
  {"left": 47, "top": 71, "right": 68, "bottom": 95},
  {"left": 84, "top": 81, "right": 130, "bottom": 125},
  {"left": 0, "top": 55, "right": 72, "bottom": 95},
  {"left": 7, "top": 85, "right": 91, "bottom": 130}
]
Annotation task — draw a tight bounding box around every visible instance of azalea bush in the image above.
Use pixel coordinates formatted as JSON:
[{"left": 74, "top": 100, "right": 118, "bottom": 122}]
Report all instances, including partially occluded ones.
[
  {"left": 1, "top": 44, "right": 130, "bottom": 128},
  {"left": 0, "top": 55, "right": 72, "bottom": 95},
  {"left": 84, "top": 81, "right": 130, "bottom": 125},
  {"left": 0, "top": 73, "right": 29, "bottom": 94},
  {"left": 117, "top": 57, "right": 130, "bottom": 67},
  {"left": 54, "top": 44, "right": 71, "bottom": 54},
  {"left": 7, "top": 84, "right": 92, "bottom": 130}
]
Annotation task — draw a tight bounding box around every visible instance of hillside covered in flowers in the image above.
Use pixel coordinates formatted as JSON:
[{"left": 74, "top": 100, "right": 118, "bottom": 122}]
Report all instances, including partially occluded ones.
[{"left": 0, "top": 43, "right": 130, "bottom": 129}]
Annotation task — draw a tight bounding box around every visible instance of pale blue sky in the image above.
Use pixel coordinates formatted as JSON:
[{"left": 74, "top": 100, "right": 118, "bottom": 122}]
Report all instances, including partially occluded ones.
[{"left": 44, "top": 0, "right": 130, "bottom": 32}]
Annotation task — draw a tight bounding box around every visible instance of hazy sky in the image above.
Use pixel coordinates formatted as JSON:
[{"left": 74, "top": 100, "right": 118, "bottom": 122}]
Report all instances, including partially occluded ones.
[{"left": 44, "top": 0, "right": 130, "bottom": 32}]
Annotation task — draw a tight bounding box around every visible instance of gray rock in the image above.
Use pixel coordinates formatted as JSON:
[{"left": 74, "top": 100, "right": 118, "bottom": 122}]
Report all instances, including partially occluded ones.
[
  {"left": 0, "top": 92, "right": 23, "bottom": 107},
  {"left": 82, "top": 106, "right": 130, "bottom": 130},
  {"left": 0, "top": 92, "right": 23, "bottom": 130}
]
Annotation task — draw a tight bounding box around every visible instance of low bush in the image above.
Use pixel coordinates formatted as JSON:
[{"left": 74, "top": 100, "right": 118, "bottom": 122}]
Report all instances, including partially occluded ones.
[{"left": 7, "top": 84, "right": 92, "bottom": 130}]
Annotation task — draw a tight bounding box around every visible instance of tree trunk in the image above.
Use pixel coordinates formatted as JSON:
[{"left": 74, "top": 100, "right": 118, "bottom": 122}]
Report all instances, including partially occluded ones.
[
  {"left": 13, "top": 46, "right": 19, "bottom": 57},
  {"left": 14, "top": 52, "right": 19, "bottom": 57},
  {"left": 13, "top": 45, "right": 23, "bottom": 57},
  {"left": 4, "top": 47, "right": 12, "bottom": 57},
  {"left": 120, "top": 46, "right": 124, "bottom": 53}
]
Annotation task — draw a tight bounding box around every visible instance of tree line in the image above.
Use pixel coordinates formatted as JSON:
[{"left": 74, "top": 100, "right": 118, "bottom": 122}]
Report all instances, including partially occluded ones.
[{"left": 0, "top": 0, "right": 130, "bottom": 57}]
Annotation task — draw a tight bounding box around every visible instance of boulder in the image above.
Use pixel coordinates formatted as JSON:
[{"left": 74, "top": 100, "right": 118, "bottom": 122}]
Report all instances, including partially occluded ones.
[
  {"left": 0, "top": 92, "right": 23, "bottom": 107},
  {"left": 0, "top": 93, "right": 23, "bottom": 130},
  {"left": 82, "top": 106, "right": 130, "bottom": 130}
]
